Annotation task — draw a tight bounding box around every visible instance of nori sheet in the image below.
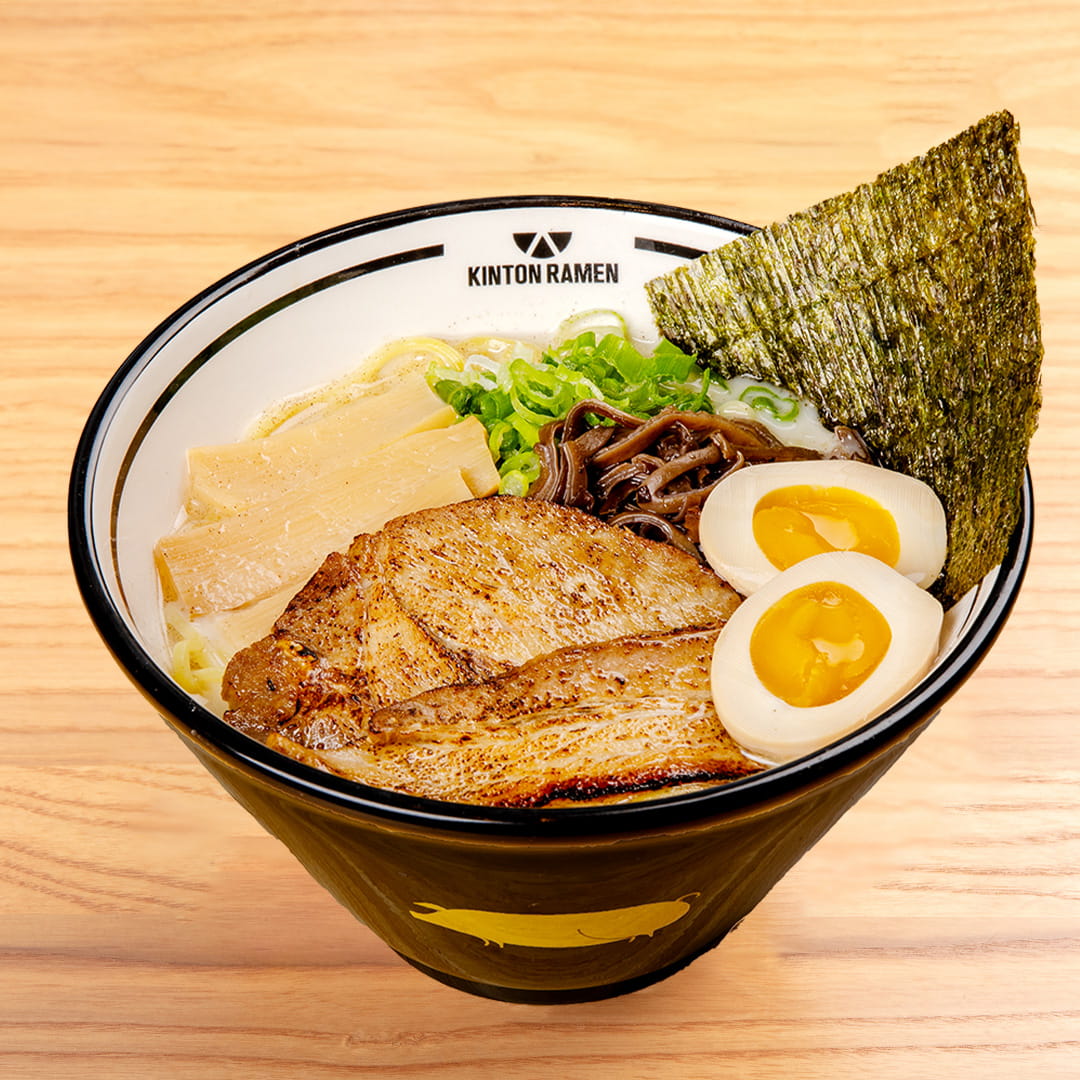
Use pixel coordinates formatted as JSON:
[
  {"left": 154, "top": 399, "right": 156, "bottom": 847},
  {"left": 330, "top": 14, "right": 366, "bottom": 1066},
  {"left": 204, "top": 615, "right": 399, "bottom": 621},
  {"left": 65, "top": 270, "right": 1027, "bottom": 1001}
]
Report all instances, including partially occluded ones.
[{"left": 646, "top": 111, "right": 1042, "bottom": 604}]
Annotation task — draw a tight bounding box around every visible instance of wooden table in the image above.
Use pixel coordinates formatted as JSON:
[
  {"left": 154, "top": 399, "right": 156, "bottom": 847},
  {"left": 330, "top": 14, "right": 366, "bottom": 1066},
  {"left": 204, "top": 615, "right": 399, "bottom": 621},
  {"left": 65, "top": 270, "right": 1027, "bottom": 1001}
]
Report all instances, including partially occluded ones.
[{"left": 3, "top": 2, "right": 1077, "bottom": 1076}]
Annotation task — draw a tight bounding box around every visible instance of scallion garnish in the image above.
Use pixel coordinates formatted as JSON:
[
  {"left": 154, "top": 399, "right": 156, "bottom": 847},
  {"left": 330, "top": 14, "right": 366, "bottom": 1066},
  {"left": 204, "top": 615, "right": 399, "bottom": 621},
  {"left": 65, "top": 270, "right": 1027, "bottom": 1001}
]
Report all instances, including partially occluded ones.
[
  {"left": 738, "top": 384, "right": 800, "bottom": 422},
  {"left": 428, "top": 316, "right": 804, "bottom": 493}
]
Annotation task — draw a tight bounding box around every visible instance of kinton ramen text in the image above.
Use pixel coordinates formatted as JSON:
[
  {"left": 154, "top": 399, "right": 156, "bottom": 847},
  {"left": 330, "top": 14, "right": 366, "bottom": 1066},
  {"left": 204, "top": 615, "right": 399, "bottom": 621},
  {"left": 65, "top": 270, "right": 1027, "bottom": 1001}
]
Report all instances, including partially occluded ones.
[{"left": 467, "top": 262, "right": 620, "bottom": 287}]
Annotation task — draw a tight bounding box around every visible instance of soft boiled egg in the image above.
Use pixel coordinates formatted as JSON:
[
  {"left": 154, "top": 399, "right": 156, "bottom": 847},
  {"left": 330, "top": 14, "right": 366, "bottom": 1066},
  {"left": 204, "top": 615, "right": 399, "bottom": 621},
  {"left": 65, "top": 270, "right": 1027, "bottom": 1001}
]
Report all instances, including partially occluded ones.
[
  {"left": 710, "top": 550, "right": 944, "bottom": 764},
  {"left": 698, "top": 459, "right": 947, "bottom": 596}
]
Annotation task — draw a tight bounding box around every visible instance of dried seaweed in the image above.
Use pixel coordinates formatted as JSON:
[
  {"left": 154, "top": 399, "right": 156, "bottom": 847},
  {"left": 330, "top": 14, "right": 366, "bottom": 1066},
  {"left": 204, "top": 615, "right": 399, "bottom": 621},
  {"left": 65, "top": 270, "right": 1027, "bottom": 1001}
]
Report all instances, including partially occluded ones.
[{"left": 646, "top": 111, "right": 1042, "bottom": 603}]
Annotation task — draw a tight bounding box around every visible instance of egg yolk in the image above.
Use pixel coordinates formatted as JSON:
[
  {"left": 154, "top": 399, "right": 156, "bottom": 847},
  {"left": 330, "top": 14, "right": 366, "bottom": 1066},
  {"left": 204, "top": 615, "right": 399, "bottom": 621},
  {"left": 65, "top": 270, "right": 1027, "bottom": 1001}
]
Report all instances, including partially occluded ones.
[
  {"left": 752, "top": 485, "right": 901, "bottom": 571},
  {"left": 749, "top": 581, "right": 892, "bottom": 708}
]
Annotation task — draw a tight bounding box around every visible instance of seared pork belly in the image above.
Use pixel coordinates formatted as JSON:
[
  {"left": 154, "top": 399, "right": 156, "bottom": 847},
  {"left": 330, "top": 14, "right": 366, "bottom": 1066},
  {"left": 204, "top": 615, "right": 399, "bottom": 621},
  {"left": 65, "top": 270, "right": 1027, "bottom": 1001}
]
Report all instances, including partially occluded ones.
[
  {"left": 371, "top": 495, "right": 739, "bottom": 671},
  {"left": 222, "top": 546, "right": 374, "bottom": 749},
  {"left": 268, "top": 627, "right": 763, "bottom": 807},
  {"left": 222, "top": 496, "right": 740, "bottom": 753}
]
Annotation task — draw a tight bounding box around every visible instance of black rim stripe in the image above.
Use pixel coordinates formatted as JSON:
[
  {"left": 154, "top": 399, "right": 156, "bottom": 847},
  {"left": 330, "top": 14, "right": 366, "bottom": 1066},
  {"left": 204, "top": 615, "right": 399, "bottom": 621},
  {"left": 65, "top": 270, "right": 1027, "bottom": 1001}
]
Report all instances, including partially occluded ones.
[{"left": 635, "top": 237, "right": 709, "bottom": 259}]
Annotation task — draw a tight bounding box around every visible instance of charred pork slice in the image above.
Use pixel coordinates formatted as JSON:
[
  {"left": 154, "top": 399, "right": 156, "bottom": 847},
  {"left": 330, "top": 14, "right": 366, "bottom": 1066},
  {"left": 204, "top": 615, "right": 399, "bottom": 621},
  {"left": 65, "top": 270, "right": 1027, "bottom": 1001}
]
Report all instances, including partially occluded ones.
[
  {"left": 223, "top": 496, "right": 740, "bottom": 751},
  {"left": 268, "top": 627, "right": 763, "bottom": 808},
  {"left": 222, "top": 544, "right": 375, "bottom": 749},
  {"left": 371, "top": 495, "right": 740, "bottom": 671}
]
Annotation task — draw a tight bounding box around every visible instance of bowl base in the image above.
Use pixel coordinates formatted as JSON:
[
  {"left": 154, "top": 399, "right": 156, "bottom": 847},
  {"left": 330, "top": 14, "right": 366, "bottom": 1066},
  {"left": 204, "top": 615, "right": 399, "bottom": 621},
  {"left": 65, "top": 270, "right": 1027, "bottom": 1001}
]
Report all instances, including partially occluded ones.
[{"left": 394, "top": 943, "right": 717, "bottom": 1005}]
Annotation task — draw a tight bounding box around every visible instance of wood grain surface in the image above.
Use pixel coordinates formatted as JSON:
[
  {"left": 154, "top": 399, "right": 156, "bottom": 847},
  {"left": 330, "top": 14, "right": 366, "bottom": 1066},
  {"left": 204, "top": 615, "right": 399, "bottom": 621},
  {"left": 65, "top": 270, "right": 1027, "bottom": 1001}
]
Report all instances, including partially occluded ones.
[{"left": 2, "top": 2, "right": 1078, "bottom": 1077}]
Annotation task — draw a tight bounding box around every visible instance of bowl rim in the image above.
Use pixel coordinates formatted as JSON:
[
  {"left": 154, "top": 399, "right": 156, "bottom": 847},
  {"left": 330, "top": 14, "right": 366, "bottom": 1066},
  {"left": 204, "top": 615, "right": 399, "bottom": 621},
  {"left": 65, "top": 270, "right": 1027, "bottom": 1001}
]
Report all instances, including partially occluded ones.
[{"left": 68, "top": 194, "right": 1034, "bottom": 838}]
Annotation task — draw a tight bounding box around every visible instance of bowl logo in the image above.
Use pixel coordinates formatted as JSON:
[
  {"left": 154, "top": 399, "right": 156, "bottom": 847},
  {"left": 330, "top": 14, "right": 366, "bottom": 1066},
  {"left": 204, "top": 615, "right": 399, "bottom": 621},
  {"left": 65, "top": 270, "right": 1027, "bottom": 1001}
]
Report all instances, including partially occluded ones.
[
  {"left": 513, "top": 230, "right": 572, "bottom": 259},
  {"left": 409, "top": 894, "right": 698, "bottom": 949},
  {"left": 466, "top": 229, "right": 619, "bottom": 288}
]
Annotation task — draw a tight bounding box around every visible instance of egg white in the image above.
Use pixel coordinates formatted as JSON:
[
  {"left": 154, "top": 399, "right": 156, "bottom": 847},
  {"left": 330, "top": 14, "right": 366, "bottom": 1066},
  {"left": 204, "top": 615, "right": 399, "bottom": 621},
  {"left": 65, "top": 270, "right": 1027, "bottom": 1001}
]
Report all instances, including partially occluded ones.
[
  {"left": 698, "top": 458, "right": 947, "bottom": 596},
  {"left": 710, "top": 551, "right": 944, "bottom": 764}
]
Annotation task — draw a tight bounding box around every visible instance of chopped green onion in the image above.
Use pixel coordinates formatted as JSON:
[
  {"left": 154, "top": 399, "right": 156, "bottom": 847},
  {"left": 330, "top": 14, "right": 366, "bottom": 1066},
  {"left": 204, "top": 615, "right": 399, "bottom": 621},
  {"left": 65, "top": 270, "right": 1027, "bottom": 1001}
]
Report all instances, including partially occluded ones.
[
  {"left": 486, "top": 419, "right": 513, "bottom": 459},
  {"left": 739, "top": 384, "right": 800, "bottom": 422},
  {"left": 428, "top": 321, "right": 715, "bottom": 487},
  {"left": 498, "top": 470, "right": 532, "bottom": 497},
  {"left": 555, "top": 308, "right": 629, "bottom": 344}
]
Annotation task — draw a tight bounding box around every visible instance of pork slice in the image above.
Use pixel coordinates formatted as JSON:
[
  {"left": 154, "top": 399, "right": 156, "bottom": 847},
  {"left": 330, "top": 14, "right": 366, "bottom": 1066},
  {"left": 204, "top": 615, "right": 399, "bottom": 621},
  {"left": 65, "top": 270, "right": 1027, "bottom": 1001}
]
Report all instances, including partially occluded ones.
[
  {"left": 360, "top": 572, "right": 490, "bottom": 708},
  {"left": 222, "top": 542, "right": 375, "bottom": 749},
  {"left": 374, "top": 495, "right": 740, "bottom": 672},
  {"left": 269, "top": 627, "right": 763, "bottom": 807}
]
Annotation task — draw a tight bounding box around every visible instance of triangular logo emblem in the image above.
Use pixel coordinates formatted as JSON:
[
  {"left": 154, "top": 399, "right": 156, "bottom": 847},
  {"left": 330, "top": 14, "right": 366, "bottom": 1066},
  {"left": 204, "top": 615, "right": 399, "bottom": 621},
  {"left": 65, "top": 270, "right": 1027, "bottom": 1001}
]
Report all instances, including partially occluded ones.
[{"left": 513, "top": 231, "right": 572, "bottom": 259}]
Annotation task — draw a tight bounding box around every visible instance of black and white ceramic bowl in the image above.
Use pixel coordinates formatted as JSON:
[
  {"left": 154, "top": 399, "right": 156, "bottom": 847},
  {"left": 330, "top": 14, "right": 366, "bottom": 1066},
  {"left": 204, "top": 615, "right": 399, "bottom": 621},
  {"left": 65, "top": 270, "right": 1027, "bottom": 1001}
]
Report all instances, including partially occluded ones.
[{"left": 69, "top": 197, "right": 1032, "bottom": 1003}]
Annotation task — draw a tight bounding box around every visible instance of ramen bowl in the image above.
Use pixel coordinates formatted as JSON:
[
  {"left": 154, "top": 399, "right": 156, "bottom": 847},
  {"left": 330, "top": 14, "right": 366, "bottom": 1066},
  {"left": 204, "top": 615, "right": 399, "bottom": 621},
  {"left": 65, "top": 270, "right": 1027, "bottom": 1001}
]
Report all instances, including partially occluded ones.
[{"left": 68, "top": 196, "right": 1032, "bottom": 1003}]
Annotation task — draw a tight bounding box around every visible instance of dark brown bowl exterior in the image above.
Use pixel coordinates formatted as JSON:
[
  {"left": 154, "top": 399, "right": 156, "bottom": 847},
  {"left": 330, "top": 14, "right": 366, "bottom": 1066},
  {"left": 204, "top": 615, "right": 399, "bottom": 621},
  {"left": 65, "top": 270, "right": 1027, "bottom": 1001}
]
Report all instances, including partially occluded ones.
[{"left": 164, "top": 705, "right": 920, "bottom": 1002}]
